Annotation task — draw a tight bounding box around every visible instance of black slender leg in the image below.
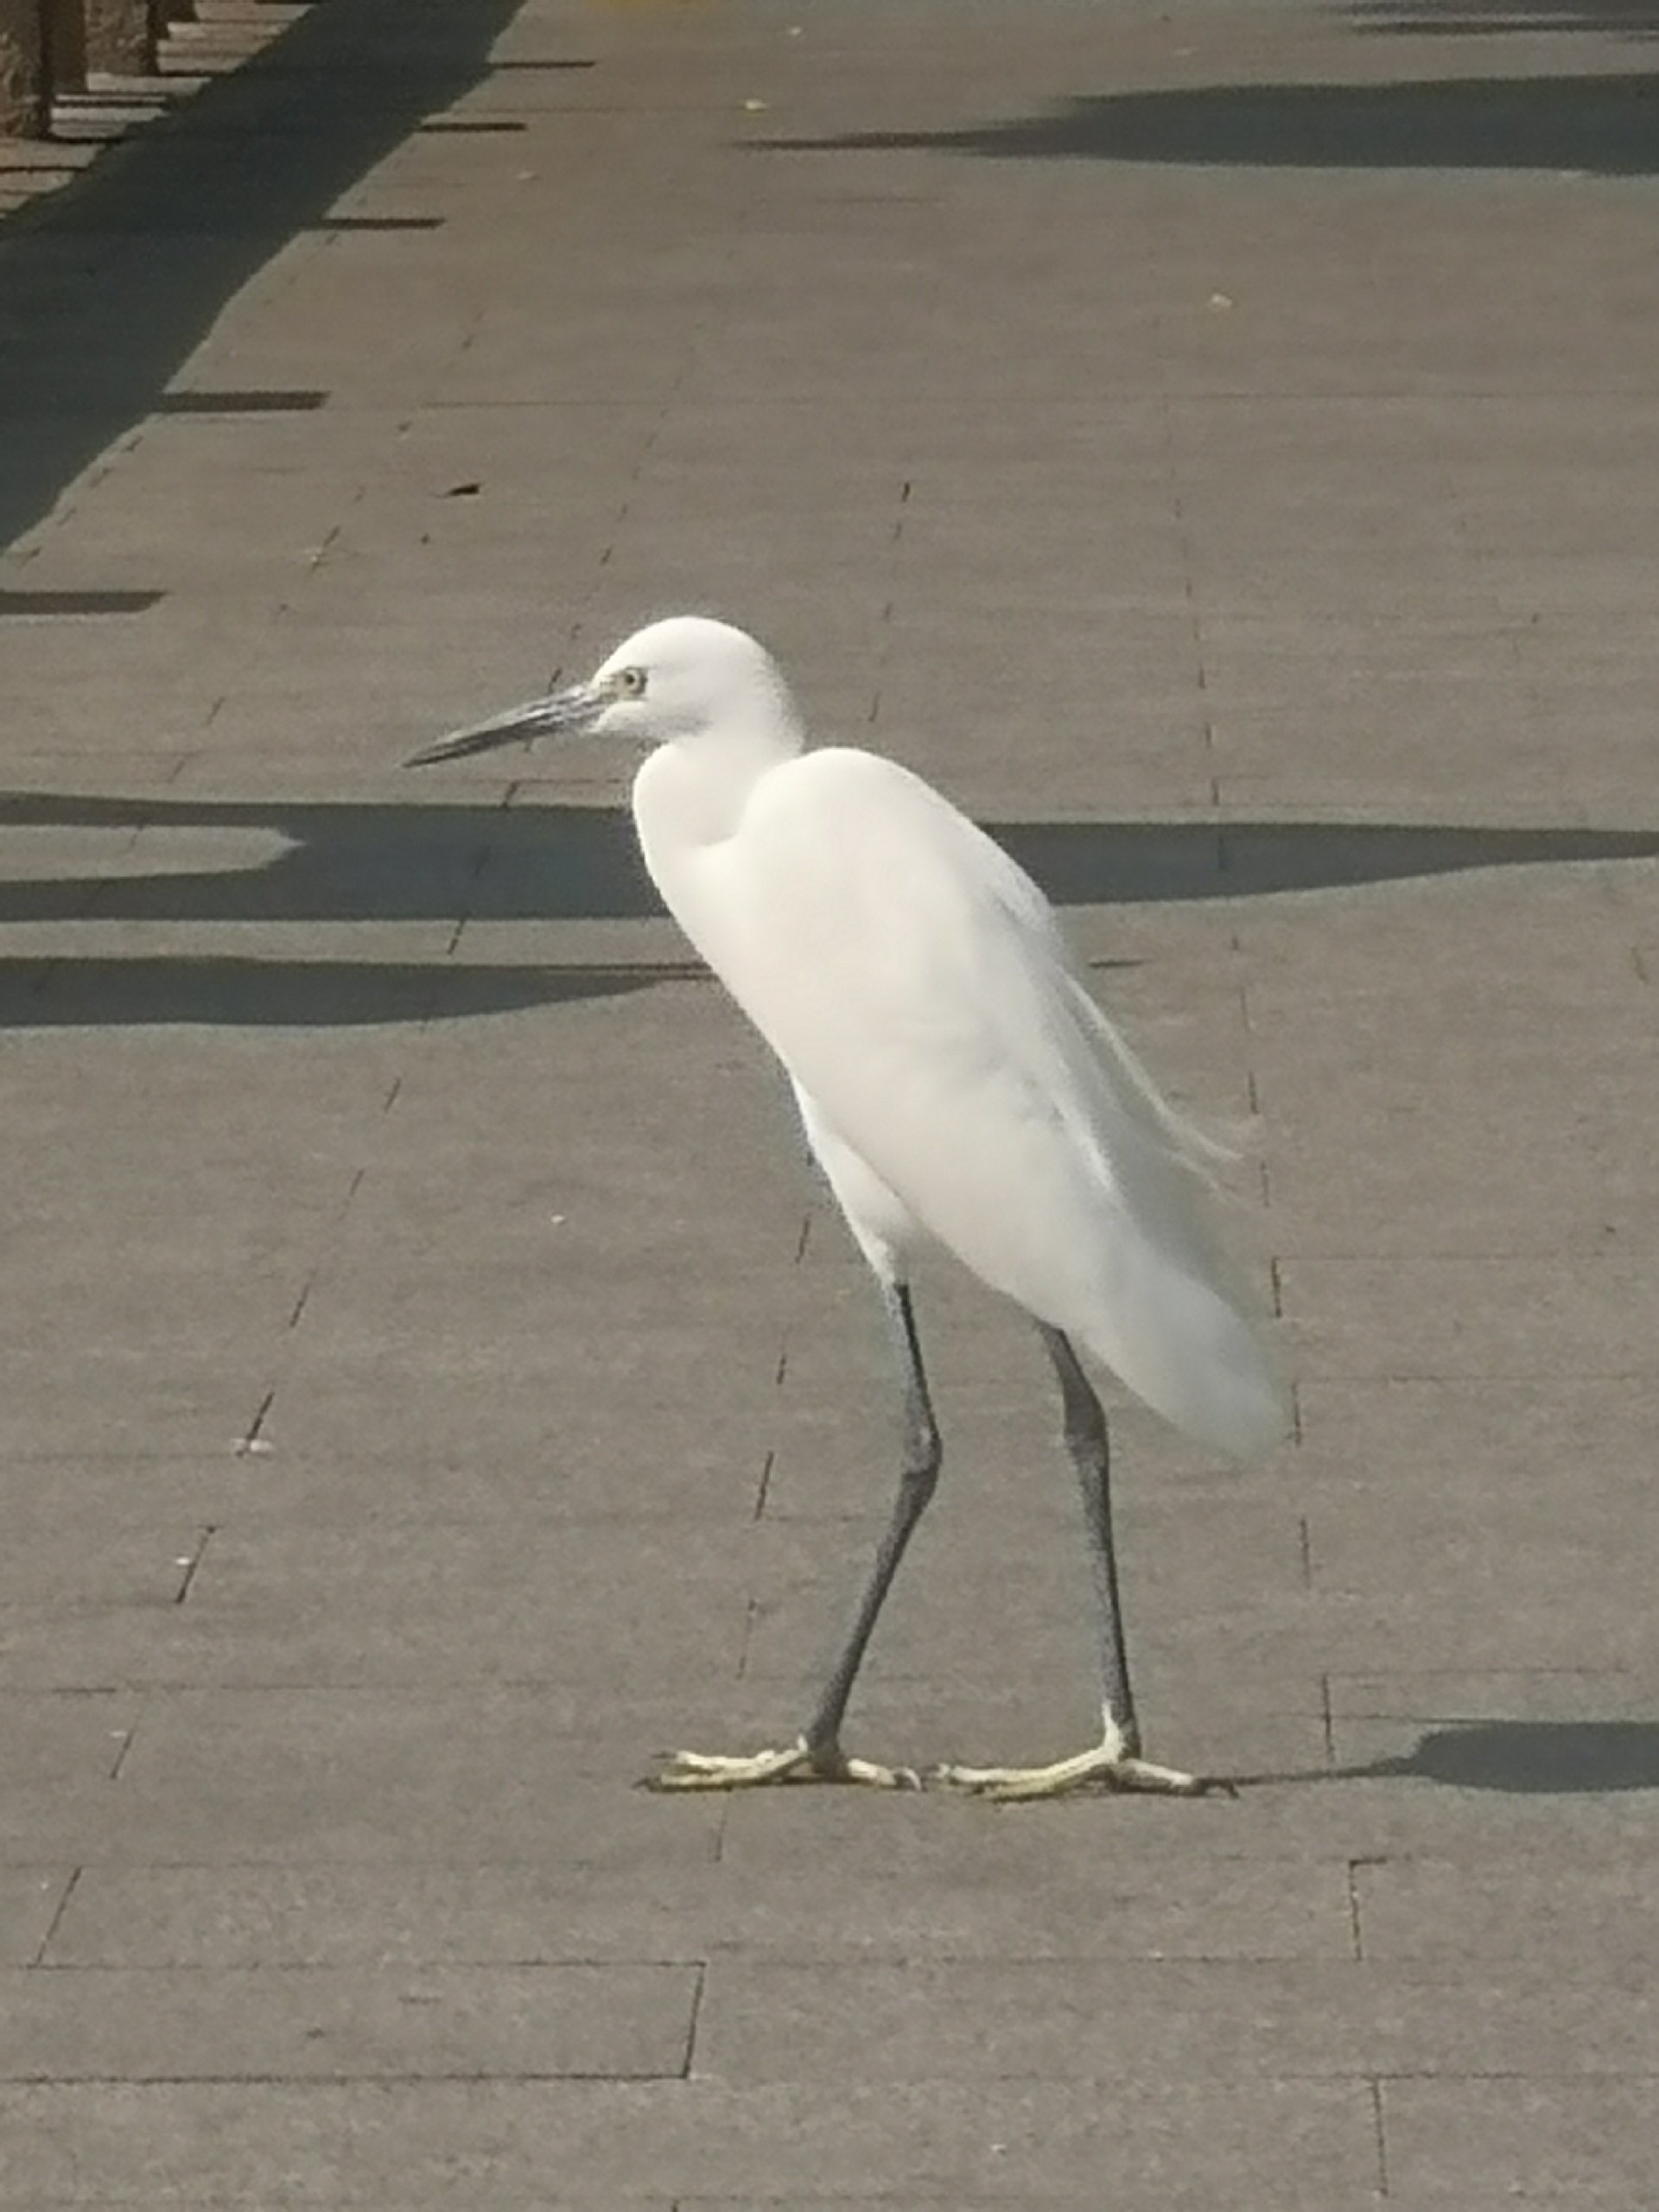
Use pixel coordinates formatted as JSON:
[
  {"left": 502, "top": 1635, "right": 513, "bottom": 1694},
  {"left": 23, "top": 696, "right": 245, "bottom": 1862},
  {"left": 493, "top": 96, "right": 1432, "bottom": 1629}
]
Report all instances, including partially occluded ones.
[
  {"left": 1038, "top": 1324, "right": 1141, "bottom": 1758},
  {"left": 802, "top": 1277, "right": 942, "bottom": 1756},
  {"left": 652, "top": 1276, "right": 939, "bottom": 1789},
  {"left": 931, "top": 1330, "right": 1212, "bottom": 1798}
]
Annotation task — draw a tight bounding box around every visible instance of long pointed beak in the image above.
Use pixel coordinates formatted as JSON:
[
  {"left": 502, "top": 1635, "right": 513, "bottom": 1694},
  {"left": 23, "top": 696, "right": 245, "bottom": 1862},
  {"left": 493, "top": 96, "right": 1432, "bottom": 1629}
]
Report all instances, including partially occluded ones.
[{"left": 404, "top": 679, "right": 607, "bottom": 767}]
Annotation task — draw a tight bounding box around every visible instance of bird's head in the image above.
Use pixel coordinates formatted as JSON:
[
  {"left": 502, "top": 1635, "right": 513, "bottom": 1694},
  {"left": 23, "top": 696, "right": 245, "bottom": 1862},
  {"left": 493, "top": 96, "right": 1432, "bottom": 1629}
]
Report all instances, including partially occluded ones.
[{"left": 405, "top": 614, "right": 802, "bottom": 767}]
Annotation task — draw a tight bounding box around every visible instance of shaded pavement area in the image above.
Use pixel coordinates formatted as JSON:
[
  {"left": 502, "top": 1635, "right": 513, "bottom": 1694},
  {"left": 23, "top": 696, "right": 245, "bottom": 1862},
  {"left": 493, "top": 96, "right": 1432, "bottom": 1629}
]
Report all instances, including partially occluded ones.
[{"left": 2, "top": 0, "right": 1657, "bottom": 2202}]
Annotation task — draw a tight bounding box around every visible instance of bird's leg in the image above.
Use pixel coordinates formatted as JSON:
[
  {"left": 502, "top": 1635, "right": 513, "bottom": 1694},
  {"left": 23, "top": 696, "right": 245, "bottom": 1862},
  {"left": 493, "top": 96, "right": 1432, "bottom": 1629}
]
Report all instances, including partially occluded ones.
[
  {"left": 650, "top": 1278, "right": 939, "bottom": 1792},
  {"left": 932, "top": 1327, "right": 1220, "bottom": 1802},
  {"left": 799, "top": 1277, "right": 941, "bottom": 1761}
]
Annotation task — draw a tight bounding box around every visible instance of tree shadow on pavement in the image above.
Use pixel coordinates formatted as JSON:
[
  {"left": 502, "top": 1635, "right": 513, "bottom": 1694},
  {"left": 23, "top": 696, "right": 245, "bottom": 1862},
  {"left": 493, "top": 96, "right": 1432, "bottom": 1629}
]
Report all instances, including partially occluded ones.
[
  {"left": 0, "top": 0, "right": 531, "bottom": 558},
  {"left": 1236, "top": 1719, "right": 1659, "bottom": 1793},
  {"left": 757, "top": 71, "right": 1659, "bottom": 175}
]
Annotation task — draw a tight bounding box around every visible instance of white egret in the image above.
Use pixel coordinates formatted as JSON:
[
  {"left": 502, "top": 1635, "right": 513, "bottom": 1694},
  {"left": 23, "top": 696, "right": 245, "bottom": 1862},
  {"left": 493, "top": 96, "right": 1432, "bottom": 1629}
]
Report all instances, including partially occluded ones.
[{"left": 408, "top": 616, "right": 1287, "bottom": 1799}]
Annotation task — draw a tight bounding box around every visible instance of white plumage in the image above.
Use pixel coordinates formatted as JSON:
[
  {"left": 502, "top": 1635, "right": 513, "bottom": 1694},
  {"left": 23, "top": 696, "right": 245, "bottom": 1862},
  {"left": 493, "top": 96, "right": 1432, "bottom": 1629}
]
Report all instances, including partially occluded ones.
[
  {"left": 410, "top": 614, "right": 1286, "bottom": 1798},
  {"left": 640, "top": 737, "right": 1283, "bottom": 1458}
]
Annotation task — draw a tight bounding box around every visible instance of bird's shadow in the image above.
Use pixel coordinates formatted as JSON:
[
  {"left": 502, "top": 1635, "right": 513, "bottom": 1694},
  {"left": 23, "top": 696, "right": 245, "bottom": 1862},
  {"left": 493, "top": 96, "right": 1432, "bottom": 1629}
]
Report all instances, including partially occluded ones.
[
  {"left": 1232, "top": 1719, "right": 1659, "bottom": 1794},
  {"left": 0, "top": 790, "right": 1655, "bottom": 1026}
]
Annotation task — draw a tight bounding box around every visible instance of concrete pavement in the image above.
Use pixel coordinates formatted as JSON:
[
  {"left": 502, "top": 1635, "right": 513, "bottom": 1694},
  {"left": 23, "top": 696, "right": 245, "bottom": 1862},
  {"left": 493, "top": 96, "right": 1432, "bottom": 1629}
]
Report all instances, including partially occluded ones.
[{"left": 2, "top": 0, "right": 1657, "bottom": 2202}]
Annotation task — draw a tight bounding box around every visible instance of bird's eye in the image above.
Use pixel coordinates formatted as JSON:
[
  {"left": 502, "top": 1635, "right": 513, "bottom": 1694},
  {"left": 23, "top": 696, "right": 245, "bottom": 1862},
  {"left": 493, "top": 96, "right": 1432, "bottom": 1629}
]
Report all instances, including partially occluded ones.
[{"left": 613, "top": 666, "right": 647, "bottom": 699}]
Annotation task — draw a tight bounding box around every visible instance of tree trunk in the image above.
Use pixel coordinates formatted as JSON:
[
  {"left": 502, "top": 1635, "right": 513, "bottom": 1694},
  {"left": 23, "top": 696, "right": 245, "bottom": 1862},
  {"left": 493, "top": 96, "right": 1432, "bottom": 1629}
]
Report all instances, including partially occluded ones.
[
  {"left": 83, "top": 0, "right": 158, "bottom": 75},
  {"left": 0, "top": 0, "right": 49, "bottom": 137},
  {"left": 45, "top": 0, "right": 88, "bottom": 93}
]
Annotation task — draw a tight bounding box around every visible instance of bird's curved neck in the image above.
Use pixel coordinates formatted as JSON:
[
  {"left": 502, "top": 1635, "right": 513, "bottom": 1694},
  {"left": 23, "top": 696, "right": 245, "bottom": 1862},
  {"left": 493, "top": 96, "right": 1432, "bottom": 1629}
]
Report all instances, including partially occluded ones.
[{"left": 632, "top": 709, "right": 804, "bottom": 863}]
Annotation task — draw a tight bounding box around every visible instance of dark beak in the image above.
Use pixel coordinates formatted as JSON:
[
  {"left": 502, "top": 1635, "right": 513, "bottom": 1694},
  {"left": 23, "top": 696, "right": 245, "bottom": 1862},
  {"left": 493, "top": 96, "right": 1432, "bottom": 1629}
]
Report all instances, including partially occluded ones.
[{"left": 404, "top": 679, "right": 607, "bottom": 766}]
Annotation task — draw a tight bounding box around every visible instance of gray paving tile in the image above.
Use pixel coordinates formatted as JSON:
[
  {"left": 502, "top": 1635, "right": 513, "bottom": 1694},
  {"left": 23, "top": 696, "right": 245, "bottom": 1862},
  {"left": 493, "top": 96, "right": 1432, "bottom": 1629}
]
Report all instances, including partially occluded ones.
[
  {"left": 738, "top": 1496, "right": 1310, "bottom": 1699},
  {"left": 1306, "top": 1496, "right": 1656, "bottom": 1629},
  {"left": 1292, "top": 1376, "right": 1659, "bottom": 1509},
  {"left": 1278, "top": 1255, "right": 1659, "bottom": 1382},
  {"left": 3, "top": 1685, "right": 724, "bottom": 1862},
  {"left": 1352, "top": 1856, "right": 1659, "bottom": 1966},
  {"left": 0, "top": 2077, "right": 1377, "bottom": 2201},
  {"left": 1382, "top": 2079, "right": 1659, "bottom": 2201},
  {"left": 0, "top": 1377, "right": 264, "bottom": 1460},
  {"left": 99, "top": 1517, "right": 771, "bottom": 1688},
  {"left": 0, "top": 1868, "right": 67, "bottom": 1968},
  {"left": 45, "top": 1849, "right": 1354, "bottom": 1968},
  {"left": 4, "top": 0, "right": 1659, "bottom": 2198},
  {"left": 696, "top": 1955, "right": 1659, "bottom": 2082},
  {"left": 1058, "top": 1762, "right": 1659, "bottom": 1866},
  {"left": 0, "top": 1421, "right": 769, "bottom": 1532},
  {"left": 687, "top": 2198, "right": 1621, "bottom": 2212},
  {"left": 680, "top": 2201, "right": 1578, "bottom": 2212},
  {"left": 0, "top": 1514, "right": 210, "bottom": 1608},
  {"left": 0, "top": 1962, "right": 696, "bottom": 2082},
  {"left": 1330, "top": 1668, "right": 1659, "bottom": 1727}
]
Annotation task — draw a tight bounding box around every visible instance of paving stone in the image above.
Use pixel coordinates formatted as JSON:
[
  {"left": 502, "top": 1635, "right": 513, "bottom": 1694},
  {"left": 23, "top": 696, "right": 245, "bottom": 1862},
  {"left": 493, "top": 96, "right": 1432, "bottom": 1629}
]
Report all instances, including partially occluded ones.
[
  {"left": 0, "top": 1867, "right": 67, "bottom": 1967},
  {"left": 0, "top": 1510, "right": 753, "bottom": 1682},
  {"left": 0, "top": 1961, "right": 696, "bottom": 2082},
  {"left": 0, "top": 1420, "right": 771, "bottom": 1531},
  {"left": 45, "top": 1849, "right": 1356, "bottom": 1968},
  {"left": 4, "top": 0, "right": 1658, "bottom": 2199},
  {"left": 0, "top": 2077, "right": 1378, "bottom": 2202},
  {"left": 1278, "top": 1254, "right": 1659, "bottom": 1382},
  {"left": 1352, "top": 1854, "right": 1659, "bottom": 1966},
  {"left": 1381, "top": 2079, "right": 1659, "bottom": 2201},
  {"left": 680, "top": 2201, "right": 1554, "bottom": 2212},
  {"left": 695, "top": 1955, "right": 1659, "bottom": 2083}
]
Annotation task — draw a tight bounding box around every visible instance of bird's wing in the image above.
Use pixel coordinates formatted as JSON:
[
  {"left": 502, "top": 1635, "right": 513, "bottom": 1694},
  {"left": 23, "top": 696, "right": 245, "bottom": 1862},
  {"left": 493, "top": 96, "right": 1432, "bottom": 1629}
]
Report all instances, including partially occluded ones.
[{"left": 693, "top": 747, "right": 1287, "bottom": 1458}]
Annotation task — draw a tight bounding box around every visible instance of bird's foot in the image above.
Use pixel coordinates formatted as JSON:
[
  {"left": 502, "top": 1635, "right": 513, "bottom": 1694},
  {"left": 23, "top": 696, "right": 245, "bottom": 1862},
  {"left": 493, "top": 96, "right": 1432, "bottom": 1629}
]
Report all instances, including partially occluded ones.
[
  {"left": 930, "top": 1738, "right": 1232, "bottom": 1803},
  {"left": 646, "top": 1734, "right": 919, "bottom": 1792}
]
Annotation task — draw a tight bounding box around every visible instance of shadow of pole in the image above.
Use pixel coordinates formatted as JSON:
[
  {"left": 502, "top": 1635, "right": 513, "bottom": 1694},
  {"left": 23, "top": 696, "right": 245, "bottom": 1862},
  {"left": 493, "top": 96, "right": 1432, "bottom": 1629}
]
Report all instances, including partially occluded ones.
[
  {"left": 1, "top": 789, "right": 1654, "bottom": 1024},
  {"left": 0, "top": 955, "right": 670, "bottom": 1028},
  {"left": 0, "top": 790, "right": 1654, "bottom": 925},
  {"left": 0, "top": 0, "right": 531, "bottom": 557}
]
